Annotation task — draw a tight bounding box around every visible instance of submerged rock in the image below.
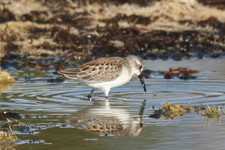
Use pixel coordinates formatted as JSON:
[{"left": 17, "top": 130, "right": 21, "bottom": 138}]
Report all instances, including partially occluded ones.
[
  {"left": 0, "top": 71, "right": 15, "bottom": 89},
  {"left": 150, "top": 101, "right": 193, "bottom": 120}
]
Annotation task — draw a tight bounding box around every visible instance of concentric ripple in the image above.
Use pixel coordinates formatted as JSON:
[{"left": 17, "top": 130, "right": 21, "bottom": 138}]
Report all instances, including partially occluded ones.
[{"left": 2, "top": 77, "right": 225, "bottom": 112}]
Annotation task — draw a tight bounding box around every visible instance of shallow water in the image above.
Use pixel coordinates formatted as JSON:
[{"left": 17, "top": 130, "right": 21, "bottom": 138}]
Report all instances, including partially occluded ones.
[{"left": 1, "top": 58, "right": 225, "bottom": 150}]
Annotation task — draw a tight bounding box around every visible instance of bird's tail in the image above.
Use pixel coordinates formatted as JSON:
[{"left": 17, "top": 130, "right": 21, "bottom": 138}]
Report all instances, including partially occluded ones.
[{"left": 56, "top": 68, "right": 80, "bottom": 79}]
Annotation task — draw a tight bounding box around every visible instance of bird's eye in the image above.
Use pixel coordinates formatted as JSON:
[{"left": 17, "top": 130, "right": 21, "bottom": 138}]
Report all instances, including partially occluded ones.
[{"left": 139, "top": 65, "right": 142, "bottom": 70}]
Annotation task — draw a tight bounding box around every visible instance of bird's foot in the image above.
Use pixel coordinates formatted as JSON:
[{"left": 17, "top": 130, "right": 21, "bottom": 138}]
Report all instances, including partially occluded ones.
[{"left": 87, "top": 95, "right": 92, "bottom": 101}]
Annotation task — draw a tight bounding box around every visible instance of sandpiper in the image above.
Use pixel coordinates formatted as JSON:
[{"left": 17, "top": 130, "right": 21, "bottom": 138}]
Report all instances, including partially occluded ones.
[{"left": 58, "top": 55, "right": 146, "bottom": 98}]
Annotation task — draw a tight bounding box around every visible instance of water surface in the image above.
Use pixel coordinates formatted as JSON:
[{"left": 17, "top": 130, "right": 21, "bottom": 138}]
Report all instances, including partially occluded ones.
[{"left": 1, "top": 59, "right": 225, "bottom": 150}]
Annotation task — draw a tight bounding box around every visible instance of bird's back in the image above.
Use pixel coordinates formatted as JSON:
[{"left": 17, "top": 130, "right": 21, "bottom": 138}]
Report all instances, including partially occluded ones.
[{"left": 58, "top": 57, "right": 127, "bottom": 82}]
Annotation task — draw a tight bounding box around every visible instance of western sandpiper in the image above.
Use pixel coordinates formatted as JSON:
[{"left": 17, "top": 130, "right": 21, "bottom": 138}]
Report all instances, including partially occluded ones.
[{"left": 58, "top": 55, "right": 146, "bottom": 98}]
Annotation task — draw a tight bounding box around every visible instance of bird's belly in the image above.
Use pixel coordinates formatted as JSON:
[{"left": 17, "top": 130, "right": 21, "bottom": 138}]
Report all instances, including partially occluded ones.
[{"left": 87, "top": 74, "right": 131, "bottom": 91}]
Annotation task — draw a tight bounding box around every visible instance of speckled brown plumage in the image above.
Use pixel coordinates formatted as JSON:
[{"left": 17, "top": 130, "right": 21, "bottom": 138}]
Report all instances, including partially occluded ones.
[{"left": 58, "top": 57, "right": 127, "bottom": 82}]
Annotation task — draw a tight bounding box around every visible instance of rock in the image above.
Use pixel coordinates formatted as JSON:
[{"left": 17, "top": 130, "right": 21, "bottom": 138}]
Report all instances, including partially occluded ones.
[{"left": 0, "top": 71, "right": 16, "bottom": 89}]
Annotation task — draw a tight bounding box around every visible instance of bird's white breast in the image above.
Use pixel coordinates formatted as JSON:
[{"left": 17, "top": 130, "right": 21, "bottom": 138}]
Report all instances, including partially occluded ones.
[{"left": 87, "top": 66, "right": 131, "bottom": 91}]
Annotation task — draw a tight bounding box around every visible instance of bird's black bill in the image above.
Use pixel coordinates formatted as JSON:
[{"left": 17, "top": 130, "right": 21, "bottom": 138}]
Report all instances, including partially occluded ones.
[{"left": 138, "top": 74, "right": 147, "bottom": 92}]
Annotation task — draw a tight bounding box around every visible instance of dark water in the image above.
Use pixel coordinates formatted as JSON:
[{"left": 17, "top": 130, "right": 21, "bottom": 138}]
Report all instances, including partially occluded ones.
[{"left": 1, "top": 59, "right": 225, "bottom": 150}]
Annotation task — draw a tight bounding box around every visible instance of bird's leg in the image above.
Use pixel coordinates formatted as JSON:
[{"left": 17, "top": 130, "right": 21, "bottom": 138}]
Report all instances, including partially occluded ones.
[
  {"left": 104, "top": 88, "right": 110, "bottom": 99},
  {"left": 88, "top": 88, "right": 95, "bottom": 100}
]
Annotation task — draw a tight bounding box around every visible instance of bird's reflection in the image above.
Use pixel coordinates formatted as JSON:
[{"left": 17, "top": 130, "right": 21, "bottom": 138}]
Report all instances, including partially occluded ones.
[{"left": 66, "top": 99, "right": 146, "bottom": 137}]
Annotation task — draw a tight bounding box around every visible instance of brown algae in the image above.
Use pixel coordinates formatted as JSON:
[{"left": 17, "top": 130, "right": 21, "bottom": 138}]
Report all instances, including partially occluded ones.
[
  {"left": 202, "top": 105, "right": 221, "bottom": 118},
  {"left": 159, "top": 102, "right": 193, "bottom": 119}
]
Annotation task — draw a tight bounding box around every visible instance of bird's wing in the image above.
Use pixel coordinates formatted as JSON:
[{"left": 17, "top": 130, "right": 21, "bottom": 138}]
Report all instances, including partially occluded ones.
[{"left": 58, "top": 57, "right": 127, "bottom": 82}]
